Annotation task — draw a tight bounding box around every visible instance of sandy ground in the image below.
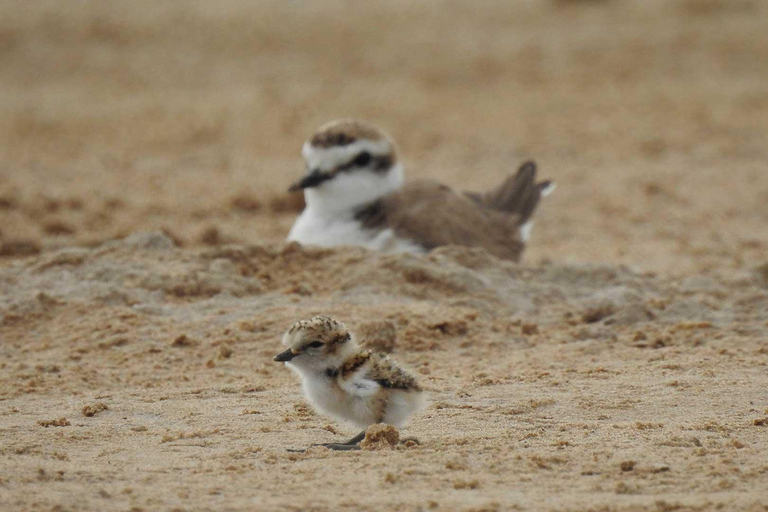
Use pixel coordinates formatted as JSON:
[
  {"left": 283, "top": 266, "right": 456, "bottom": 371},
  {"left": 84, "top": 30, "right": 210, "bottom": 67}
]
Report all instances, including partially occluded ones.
[{"left": 1, "top": 1, "right": 768, "bottom": 511}]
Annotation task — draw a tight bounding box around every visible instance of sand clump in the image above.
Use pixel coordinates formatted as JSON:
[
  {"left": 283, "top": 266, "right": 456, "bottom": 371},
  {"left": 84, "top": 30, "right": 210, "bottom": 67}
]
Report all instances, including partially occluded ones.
[
  {"left": 170, "top": 334, "right": 197, "bottom": 347},
  {"left": 360, "top": 424, "right": 400, "bottom": 450},
  {"left": 37, "top": 418, "right": 71, "bottom": 428},
  {"left": 82, "top": 402, "right": 109, "bottom": 417},
  {"left": 356, "top": 320, "right": 398, "bottom": 353}
]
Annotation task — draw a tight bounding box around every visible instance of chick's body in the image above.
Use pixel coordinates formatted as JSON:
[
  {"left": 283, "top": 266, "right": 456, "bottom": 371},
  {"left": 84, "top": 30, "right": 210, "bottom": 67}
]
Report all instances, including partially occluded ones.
[
  {"left": 305, "top": 351, "right": 424, "bottom": 429},
  {"left": 275, "top": 317, "right": 425, "bottom": 433}
]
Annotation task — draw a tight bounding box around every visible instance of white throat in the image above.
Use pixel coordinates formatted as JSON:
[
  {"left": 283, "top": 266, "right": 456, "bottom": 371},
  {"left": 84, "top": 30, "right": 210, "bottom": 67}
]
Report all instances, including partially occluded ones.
[
  {"left": 287, "top": 162, "right": 421, "bottom": 253},
  {"left": 303, "top": 163, "right": 405, "bottom": 216}
]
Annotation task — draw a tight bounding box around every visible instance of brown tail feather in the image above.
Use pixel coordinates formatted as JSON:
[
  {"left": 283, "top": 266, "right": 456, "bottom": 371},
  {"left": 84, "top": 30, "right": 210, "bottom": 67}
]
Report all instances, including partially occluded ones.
[{"left": 465, "top": 160, "right": 553, "bottom": 224}]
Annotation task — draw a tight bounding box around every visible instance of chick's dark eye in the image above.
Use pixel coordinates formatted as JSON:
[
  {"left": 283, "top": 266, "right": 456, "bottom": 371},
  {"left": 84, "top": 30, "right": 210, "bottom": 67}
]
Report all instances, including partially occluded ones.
[
  {"left": 354, "top": 152, "right": 371, "bottom": 167},
  {"left": 307, "top": 341, "right": 324, "bottom": 348}
]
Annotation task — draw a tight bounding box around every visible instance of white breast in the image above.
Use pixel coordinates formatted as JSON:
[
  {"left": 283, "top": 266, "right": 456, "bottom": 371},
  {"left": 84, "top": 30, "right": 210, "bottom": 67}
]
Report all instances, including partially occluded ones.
[
  {"left": 300, "top": 372, "right": 380, "bottom": 429},
  {"left": 291, "top": 363, "right": 426, "bottom": 429},
  {"left": 288, "top": 208, "right": 424, "bottom": 254}
]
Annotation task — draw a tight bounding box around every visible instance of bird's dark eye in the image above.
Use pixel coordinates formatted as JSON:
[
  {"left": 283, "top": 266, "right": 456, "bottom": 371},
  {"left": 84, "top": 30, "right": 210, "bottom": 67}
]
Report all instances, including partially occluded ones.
[
  {"left": 354, "top": 152, "right": 371, "bottom": 167},
  {"left": 307, "top": 341, "right": 323, "bottom": 348}
]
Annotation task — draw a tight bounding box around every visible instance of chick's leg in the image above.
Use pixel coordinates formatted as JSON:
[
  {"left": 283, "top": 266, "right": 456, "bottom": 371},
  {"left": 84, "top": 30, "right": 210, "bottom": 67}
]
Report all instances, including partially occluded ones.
[
  {"left": 314, "top": 430, "right": 366, "bottom": 450},
  {"left": 343, "top": 430, "right": 367, "bottom": 445},
  {"left": 286, "top": 430, "right": 367, "bottom": 452},
  {"left": 315, "top": 442, "right": 361, "bottom": 451}
]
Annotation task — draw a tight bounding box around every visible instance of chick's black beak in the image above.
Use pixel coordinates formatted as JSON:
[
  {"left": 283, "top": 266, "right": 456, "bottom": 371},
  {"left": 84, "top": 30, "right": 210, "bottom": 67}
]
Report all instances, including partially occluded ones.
[
  {"left": 289, "top": 169, "right": 333, "bottom": 192},
  {"left": 274, "top": 349, "right": 297, "bottom": 362}
]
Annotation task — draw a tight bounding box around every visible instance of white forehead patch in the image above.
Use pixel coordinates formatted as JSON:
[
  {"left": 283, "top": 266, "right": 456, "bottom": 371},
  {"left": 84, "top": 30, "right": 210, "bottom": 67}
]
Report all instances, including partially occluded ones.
[{"left": 302, "top": 139, "right": 392, "bottom": 171}]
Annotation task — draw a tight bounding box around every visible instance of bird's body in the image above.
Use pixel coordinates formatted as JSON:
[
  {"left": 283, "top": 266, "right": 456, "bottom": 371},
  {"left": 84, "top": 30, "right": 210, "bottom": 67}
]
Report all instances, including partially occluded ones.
[
  {"left": 288, "top": 200, "right": 424, "bottom": 255},
  {"left": 287, "top": 119, "right": 554, "bottom": 262},
  {"left": 300, "top": 350, "right": 424, "bottom": 429},
  {"left": 274, "top": 316, "right": 425, "bottom": 450}
]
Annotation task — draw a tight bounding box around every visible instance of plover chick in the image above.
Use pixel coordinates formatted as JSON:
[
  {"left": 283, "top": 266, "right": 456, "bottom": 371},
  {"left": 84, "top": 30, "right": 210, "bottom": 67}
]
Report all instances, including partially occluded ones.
[
  {"left": 274, "top": 316, "right": 425, "bottom": 451},
  {"left": 287, "top": 119, "right": 555, "bottom": 262}
]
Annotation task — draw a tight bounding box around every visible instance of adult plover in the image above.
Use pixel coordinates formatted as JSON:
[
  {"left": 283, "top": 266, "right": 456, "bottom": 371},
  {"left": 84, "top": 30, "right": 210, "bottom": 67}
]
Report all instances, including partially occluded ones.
[
  {"left": 274, "top": 316, "right": 425, "bottom": 451},
  {"left": 287, "top": 119, "right": 554, "bottom": 261}
]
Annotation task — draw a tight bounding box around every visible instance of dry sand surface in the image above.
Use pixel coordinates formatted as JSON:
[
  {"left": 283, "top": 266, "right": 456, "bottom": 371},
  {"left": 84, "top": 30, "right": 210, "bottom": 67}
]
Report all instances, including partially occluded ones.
[{"left": 1, "top": 1, "right": 768, "bottom": 511}]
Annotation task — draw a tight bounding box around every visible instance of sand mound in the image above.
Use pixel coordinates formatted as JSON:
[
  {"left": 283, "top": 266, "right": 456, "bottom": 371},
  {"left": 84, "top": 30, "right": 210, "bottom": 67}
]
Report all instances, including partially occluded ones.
[{"left": 1, "top": 236, "right": 767, "bottom": 510}]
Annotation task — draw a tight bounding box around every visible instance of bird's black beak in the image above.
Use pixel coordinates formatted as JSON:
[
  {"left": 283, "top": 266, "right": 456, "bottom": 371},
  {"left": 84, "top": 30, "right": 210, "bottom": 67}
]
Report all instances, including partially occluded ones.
[
  {"left": 274, "top": 349, "right": 297, "bottom": 362},
  {"left": 289, "top": 169, "right": 333, "bottom": 192}
]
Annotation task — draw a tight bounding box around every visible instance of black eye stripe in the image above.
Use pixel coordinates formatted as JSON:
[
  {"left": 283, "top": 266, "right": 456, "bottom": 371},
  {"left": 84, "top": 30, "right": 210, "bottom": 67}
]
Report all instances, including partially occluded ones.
[
  {"left": 354, "top": 151, "right": 371, "bottom": 167},
  {"left": 372, "top": 154, "right": 392, "bottom": 173},
  {"left": 335, "top": 153, "right": 392, "bottom": 174}
]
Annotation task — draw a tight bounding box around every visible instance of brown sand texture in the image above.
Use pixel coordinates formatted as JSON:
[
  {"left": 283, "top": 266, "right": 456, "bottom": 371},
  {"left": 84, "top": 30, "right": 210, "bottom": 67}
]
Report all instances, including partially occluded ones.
[{"left": 1, "top": 1, "right": 768, "bottom": 511}]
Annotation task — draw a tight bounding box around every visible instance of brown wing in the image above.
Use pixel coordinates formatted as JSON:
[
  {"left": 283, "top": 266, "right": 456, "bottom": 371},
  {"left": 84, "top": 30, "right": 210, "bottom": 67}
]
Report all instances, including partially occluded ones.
[
  {"left": 366, "top": 354, "right": 421, "bottom": 392},
  {"left": 355, "top": 180, "right": 526, "bottom": 262}
]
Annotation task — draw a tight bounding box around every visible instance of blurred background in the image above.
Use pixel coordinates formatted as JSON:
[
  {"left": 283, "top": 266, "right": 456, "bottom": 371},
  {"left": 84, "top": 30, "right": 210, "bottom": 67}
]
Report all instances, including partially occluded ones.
[{"left": 0, "top": 0, "right": 766, "bottom": 275}]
